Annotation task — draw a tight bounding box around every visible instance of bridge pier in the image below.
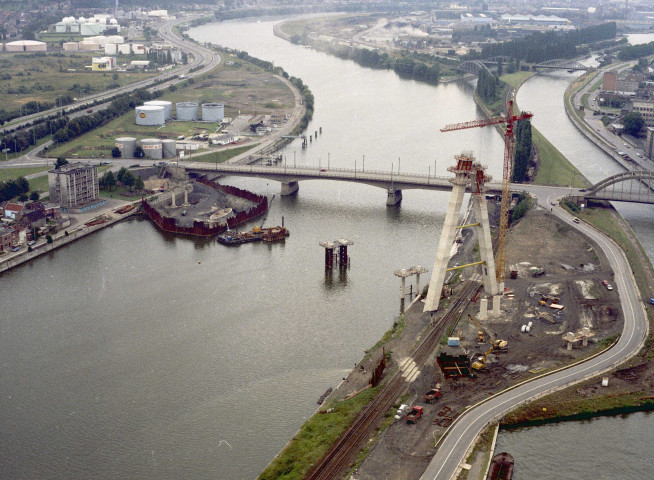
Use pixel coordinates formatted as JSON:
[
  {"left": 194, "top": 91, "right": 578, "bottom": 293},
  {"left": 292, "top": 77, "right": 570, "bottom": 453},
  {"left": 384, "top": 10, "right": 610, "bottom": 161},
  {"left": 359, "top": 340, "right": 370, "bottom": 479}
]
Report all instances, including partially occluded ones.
[
  {"left": 386, "top": 189, "right": 402, "bottom": 206},
  {"left": 281, "top": 181, "right": 299, "bottom": 196}
]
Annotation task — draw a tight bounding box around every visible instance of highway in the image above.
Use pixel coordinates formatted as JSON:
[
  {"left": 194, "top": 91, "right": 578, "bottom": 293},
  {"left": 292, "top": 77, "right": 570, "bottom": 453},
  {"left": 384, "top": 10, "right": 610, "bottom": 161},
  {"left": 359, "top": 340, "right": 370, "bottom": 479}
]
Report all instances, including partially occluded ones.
[{"left": 419, "top": 197, "right": 649, "bottom": 480}]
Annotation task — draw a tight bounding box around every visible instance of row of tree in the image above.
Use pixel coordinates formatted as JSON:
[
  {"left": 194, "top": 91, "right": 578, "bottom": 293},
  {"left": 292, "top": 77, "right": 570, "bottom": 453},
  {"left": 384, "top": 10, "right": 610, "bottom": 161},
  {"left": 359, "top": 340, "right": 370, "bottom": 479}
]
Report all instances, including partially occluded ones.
[
  {"left": 474, "top": 22, "right": 617, "bottom": 63},
  {"left": 0, "top": 116, "right": 68, "bottom": 154},
  {"left": 512, "top": 119, "right": 533, "bottom": 183},
  {"left": 617, "top": 41, "right": 654, "bottom": 61},
  {"left": 99, "top": 167, "right": 144, "bottom": 192},
  {"left": 476, "top": 68, "right": 501, "bottom": 102}
]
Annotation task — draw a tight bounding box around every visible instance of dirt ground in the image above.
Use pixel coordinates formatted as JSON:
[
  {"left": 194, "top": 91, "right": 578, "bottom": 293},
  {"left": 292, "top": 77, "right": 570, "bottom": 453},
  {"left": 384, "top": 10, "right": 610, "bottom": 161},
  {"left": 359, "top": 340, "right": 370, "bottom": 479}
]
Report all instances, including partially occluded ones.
[{"left": 323, "top": 201, "right": 627, "bottom": 480}]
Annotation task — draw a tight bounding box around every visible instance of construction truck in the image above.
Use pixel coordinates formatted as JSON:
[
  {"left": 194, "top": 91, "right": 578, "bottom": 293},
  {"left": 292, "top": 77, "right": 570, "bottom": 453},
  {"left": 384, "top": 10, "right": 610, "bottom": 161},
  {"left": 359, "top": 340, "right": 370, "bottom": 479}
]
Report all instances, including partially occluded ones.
[
  {"left": 405, "top": 406, "right": 424, "bottom": 424},
  {"left": 423, "top": 387, "right": 442, "bottom": 404}
]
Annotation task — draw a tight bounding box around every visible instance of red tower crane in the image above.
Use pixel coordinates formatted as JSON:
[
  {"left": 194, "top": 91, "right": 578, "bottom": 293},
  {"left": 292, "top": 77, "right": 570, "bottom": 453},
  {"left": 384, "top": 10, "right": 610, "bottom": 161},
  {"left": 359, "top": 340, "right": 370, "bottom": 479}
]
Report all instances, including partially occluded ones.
[{"left": 440, "top": 99, "right": 533, "bottom": 285}]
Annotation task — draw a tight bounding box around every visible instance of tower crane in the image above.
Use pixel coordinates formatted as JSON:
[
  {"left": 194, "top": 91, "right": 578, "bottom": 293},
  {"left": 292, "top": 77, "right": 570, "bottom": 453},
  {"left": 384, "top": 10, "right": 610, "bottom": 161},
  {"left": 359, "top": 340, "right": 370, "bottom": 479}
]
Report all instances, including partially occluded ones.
[{"left": 440, "top": 100, "right": 533, "bottom": 287}]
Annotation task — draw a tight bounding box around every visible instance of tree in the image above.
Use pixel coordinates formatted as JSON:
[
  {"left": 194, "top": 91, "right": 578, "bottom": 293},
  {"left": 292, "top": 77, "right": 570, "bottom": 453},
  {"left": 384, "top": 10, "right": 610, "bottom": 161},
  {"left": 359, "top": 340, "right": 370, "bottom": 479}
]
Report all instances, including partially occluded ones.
[
  {"left": 134, "top": 176, "right": 144, "bottom": 191},
  {"left": 55, "top": 157, "right": 68, "bottom": 169},
  {"left": 29, "top": 191, "right": 40, "bottom": 201},
  {"left": 18, "top": 193, "right": 28, "bottom": 202},
  {"left": 104, "top": 171, "right": 116, "bottom": 191},
  {"left": 111, "top": 146, "right": 122, "bottom": 158},
  {"left": 133, "top": 146, "right": 145, "bottom": 158},
  {"left": 123, "top": 171, "right": 135, "bottom": 188},
  {"left": 622, "top": 112, "right": 645, "bottom": 137},
  {"left": 116, "top": 167, "right": 127, "bottom": 184}
]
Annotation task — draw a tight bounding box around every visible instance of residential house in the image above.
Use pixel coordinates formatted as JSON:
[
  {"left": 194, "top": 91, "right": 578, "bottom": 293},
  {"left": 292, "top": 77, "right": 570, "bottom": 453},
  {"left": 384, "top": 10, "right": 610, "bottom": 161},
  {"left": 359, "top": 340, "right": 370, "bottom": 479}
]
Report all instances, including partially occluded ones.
[
  {"left": 0, "top": 226, "right": 18, "bottom": 251},
  {"left": 3, "top": 203, "right": 25, "bottom": 221}
]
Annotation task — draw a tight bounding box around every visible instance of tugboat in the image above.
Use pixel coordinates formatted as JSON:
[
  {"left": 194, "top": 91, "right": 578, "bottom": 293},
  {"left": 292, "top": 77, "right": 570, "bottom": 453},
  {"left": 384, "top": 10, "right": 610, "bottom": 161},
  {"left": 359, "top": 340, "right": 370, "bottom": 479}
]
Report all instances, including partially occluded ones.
[{"left": 487, "top": 452, "right": 514, "bottom": 480}]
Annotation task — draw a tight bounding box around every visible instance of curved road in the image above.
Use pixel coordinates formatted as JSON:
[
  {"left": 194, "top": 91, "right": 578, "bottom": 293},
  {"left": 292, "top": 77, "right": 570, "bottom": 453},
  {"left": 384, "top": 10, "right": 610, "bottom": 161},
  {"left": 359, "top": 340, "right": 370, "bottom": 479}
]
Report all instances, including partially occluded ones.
[{"left": 420, "top": 198, "right": 648, "bottom": 480}]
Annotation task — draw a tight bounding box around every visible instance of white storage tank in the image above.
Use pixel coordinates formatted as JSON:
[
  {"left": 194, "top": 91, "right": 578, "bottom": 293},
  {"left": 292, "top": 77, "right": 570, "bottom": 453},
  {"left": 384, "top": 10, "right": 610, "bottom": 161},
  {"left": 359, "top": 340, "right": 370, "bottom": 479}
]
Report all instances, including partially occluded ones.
[
  {"left": 176, "top": 102, "right": 198, "bottom": 121},
  {"left": 115, "top": 137, "right": 137, "bottom": 158},
  {"left": 161, "top": 139, "right": 176, "bottom": 158},
  {"left": 201, "top": 103, "right": 224, "bottom": 122},
  {"left": 141, "top": 138, "right": 163, "bottom": 159},
  {"left": 135, "top": 105, "right": 165, "bottom": 126},
  {"left": 6, "top": 40, "right": 47, "bottom": 52},
  {"left": 63, "top": 42, "right": 79, "bottom": 51},
  {"left": 105, "top": 43, "right": 117, "bottom": 55},
  {"left": 79, "top": 41, "right": 100, "bottom": 51},
  {"left": 118, "top": 43, "right": 131, "bottom": 55},
  {"left": 145, "top": 100, "right": 173, "bottom": 121}
]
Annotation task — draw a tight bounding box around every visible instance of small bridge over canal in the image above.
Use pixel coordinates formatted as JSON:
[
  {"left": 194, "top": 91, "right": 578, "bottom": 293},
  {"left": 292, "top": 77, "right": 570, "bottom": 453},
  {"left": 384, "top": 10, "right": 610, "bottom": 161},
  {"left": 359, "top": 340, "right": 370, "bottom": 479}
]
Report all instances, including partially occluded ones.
[
  {"left": 532, "top": 59, "right": 590, "bottom": 71},
  {"left": 583, "top": 170, "right": 654, "bottom": 204}
]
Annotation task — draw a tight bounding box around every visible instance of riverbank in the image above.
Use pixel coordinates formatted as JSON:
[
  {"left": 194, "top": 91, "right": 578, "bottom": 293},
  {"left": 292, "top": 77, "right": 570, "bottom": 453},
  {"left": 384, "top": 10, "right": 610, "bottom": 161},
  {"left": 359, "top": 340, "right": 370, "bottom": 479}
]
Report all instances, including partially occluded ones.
[{"left": 0, "top": 198, "right": 140, "bottom": 274}]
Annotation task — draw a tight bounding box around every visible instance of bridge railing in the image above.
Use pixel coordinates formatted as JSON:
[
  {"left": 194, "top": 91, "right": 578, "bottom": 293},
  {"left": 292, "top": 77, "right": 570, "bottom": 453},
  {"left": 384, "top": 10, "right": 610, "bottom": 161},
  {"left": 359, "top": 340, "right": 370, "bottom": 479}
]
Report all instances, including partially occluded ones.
[{"left": 194, "top": 163, "right": 453, "bottom": 182}]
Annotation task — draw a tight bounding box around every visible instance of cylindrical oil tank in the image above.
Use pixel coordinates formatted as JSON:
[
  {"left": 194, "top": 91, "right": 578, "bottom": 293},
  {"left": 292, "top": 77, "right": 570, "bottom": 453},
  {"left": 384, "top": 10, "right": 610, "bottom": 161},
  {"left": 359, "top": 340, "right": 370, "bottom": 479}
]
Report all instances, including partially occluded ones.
[
  {"left": 115, "top": 136, "right": 137, "bottom": 158},
  {"left": 144, "top": 100, "right": 173, "bottom": 121},
  {"left": 161, "top": 139, "right": 176, "bottom": 158},
  {"left": 135, "top": 105, "right": 165, "bottom": 126},
  {"left": 141, "top": 138, "right": 163, "bottom": 160},
  {"left": 201, "top": 103, "right": 224, "bottom": 122},
  {"left": 176, "top": 102, "right": 199, "bottom": 121}
]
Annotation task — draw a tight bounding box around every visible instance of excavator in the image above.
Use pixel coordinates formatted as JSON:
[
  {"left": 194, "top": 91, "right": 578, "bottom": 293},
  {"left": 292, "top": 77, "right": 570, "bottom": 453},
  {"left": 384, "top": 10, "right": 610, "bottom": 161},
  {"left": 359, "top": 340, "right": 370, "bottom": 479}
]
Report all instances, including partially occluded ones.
[{"left": 471, "top": 344, "right": 496, "bottom": 370}]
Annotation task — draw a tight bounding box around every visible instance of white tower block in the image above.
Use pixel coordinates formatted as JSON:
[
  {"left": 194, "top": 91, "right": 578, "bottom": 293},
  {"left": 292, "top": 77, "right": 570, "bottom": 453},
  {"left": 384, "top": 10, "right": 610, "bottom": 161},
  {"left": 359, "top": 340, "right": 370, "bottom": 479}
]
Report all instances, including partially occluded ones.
[{"left": 424, "top": 154, "right": 472, "bottom": 312}]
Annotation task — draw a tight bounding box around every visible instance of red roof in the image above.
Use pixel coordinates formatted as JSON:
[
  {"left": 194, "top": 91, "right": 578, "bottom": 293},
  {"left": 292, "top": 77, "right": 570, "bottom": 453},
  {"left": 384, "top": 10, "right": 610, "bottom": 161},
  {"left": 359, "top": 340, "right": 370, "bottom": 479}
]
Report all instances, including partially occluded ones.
[{"left": 5, "top": 203, "right": 24, "bottom": 212}]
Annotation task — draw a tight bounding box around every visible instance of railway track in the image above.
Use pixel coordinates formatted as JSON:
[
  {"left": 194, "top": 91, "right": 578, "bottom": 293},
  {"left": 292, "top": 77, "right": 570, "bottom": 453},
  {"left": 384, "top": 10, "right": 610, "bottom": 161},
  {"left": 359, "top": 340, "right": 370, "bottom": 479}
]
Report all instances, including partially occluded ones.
[{"left": 304, "top": 280, "right": 482, "bottom": 480}]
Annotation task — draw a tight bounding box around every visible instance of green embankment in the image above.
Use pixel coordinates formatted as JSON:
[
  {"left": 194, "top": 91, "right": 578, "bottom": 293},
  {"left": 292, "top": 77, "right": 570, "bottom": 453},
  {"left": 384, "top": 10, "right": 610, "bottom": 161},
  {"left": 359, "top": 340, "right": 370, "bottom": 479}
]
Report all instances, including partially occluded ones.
[{"left": 258, "top": 385, "right": 382, "bottom": 480}]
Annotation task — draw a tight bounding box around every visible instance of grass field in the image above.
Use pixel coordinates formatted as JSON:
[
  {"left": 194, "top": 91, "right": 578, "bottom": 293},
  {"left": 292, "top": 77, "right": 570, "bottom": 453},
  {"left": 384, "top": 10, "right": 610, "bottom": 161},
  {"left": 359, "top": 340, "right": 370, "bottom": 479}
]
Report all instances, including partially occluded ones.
[
  {"left": 0, "top": 166, "right": 50, "bottom": 182},
  {"left": 0, "top": 51, "right": 157, "bottom": 112},
  {"left": 46, "top": 54, "right": 295, "bottom": 159},
  {"left": 533, "top": 127, "right": 588, "bottom": 187}
]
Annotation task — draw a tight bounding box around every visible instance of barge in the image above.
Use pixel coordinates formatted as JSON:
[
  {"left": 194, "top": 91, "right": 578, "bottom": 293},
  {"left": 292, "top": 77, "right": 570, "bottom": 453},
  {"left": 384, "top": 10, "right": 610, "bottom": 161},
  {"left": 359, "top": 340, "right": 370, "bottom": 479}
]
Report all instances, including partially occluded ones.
[
  {"left": 487, "top": 452, "right": 514, "bottom": 480},
  {"left": 217, "top": 226, "right": 289, "bottom": 245}
]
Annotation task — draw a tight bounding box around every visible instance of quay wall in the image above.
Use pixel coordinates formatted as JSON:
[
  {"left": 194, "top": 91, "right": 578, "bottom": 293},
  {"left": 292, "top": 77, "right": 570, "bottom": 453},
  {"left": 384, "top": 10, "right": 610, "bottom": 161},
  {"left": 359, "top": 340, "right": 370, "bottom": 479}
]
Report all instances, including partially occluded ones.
[{"left": 141, "top": 179, "right": 268, "bottom": 237}]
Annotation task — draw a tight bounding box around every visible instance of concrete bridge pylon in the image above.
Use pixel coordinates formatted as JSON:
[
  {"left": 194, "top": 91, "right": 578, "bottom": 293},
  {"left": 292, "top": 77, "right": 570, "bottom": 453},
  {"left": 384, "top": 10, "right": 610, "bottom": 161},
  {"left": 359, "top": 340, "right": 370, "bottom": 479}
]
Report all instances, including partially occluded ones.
[{"left": 423, "top": 153, "right": 499, "bottom": 313}]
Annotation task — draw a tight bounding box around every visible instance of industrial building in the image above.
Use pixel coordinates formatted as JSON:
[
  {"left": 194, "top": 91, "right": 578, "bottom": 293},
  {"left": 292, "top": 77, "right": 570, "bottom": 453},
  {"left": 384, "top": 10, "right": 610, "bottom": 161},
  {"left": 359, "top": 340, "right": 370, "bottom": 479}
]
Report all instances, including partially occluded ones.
[
  {"left": 92, "top": 56, "right": 116, "bottom": 71},
  {"left": 48, "top": 163, "right": 102, "bottom": 213}
]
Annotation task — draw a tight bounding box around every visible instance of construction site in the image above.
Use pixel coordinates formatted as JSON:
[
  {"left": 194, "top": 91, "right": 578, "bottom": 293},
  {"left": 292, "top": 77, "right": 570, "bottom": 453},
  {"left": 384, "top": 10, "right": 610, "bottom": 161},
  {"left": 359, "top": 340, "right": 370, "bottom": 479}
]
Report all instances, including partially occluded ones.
[{"left": 294, "top": 102, "right": 626, "bottom": 480}]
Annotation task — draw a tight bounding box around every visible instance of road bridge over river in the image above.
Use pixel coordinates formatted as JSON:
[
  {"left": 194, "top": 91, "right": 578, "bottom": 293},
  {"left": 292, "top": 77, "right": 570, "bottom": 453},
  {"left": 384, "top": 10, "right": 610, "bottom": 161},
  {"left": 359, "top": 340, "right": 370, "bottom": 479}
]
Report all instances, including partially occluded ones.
[{"left": 185, "top": 163, "right": 654, "bottom": 207}]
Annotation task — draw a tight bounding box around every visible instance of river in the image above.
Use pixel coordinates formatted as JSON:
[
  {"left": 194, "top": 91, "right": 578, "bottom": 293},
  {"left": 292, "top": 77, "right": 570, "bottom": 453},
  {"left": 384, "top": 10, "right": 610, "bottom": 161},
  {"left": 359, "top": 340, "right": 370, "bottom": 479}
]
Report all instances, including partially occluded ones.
[
  {"left": 0, "top": 19, "right": 652, "bottom": 480},
  {"left": 1, "top": 17, "right": 507, "bottom": 480}
]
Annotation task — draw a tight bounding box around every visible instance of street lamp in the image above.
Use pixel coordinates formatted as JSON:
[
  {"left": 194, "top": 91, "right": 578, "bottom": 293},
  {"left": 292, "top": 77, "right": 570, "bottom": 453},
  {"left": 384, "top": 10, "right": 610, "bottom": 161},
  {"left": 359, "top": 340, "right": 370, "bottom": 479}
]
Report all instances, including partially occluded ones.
[{"left": 2, "top": 148, "right": 9, "bottom": 162}]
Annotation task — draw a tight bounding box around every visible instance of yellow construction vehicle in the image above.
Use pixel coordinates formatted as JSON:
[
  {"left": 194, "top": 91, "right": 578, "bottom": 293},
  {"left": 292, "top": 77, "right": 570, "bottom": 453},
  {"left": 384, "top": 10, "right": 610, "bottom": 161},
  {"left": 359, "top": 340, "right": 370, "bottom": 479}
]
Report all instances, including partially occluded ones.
[
  {"left": 468, "top": 315, "right": 508, "bottom": 350},
  {"left": 471, "top": 344, "right": 496, "bottom": 370}
]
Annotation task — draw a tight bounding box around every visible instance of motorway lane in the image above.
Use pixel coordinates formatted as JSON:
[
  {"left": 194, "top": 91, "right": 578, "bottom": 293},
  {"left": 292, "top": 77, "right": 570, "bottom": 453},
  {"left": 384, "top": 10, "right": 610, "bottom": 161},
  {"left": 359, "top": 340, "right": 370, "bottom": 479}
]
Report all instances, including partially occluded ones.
[{"left": 420, "top": 201, "right": 648, "bottom": 480}]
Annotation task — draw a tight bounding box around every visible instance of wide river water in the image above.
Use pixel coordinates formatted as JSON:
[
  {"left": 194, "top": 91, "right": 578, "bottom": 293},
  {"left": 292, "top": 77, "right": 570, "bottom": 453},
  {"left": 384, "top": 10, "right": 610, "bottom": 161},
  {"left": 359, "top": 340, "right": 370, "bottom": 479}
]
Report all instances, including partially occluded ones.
[{"left": 0, "top": 19, "right": 652, "bottom": 479}]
